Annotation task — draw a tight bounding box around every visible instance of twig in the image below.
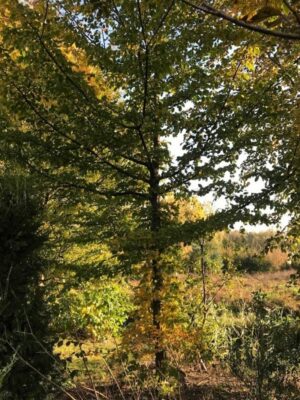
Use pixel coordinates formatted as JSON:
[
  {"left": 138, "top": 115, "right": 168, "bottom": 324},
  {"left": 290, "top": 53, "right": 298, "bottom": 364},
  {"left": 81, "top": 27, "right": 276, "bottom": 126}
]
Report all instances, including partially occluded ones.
[
  {"left": 75, "top": 334, "right": 100, "bottom": 400},
  {"left": 41, "top": 0, "right": 49, "bottom": 37},
  {"left": 283, "top": 0, "right": 300, "bottom": 25},
  {"left": 148, "top": 0, "right": 176, "bottom": 47},
  {"left": 0, "top": 339, "right": 78, "bottom": 400},
  {"left": 101, "top": 356, "right": 126, "bottom": 400}
]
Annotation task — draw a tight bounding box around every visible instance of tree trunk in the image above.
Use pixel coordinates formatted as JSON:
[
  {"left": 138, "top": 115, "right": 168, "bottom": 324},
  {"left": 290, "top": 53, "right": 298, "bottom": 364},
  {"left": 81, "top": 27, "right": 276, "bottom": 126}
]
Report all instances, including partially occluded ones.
[
  {"left": 200, "top": 239, "right": 207, "bottom": 306},
  {"left": 149, "top": 163, "right": 165, "bottom": 372}
]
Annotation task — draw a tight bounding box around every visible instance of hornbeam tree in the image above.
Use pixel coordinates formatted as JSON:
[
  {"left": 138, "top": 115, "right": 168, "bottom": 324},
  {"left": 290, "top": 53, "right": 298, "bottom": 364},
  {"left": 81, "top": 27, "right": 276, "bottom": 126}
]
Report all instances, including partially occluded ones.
[{"left": 0, "top": 0, "right": 297, "bottom": 370}]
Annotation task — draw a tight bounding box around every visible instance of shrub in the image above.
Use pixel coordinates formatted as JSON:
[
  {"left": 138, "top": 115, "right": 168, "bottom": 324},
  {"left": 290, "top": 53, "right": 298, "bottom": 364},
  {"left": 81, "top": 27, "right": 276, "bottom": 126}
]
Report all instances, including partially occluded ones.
[
  {"left": 228, "top": 292, "right": 300, "bottom": 400},
  {"left": 56, "top": 278, "right": 135, "bottom": 340},
  {"left": 0, "top": 177, "right": 63, "bottom": 399},
  {"left": 235, "top": 256, "right": 272, "bottom": 273}
]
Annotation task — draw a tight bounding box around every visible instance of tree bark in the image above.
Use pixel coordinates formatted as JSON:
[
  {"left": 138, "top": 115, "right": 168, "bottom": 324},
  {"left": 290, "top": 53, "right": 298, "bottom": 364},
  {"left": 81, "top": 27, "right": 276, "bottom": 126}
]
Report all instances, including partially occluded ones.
[
  {"left": 200, "top": 239, "right": 207, "bottom": 306},
  {"left": 149, "top": 155, "right": 165, "bottom": 372}
]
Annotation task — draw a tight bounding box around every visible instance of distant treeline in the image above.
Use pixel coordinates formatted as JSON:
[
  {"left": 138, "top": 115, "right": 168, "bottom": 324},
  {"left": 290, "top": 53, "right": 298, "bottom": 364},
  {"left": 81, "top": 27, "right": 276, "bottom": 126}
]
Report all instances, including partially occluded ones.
[{"left": 188, "top": 230, "right": 290, "bottom": 274}]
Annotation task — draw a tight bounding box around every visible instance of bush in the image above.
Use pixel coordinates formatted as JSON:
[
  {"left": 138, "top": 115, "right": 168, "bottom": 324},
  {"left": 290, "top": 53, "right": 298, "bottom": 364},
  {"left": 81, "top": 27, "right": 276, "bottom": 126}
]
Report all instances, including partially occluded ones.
[
  {"left": 228, "top": 292, "right": 300, "bottom": 400},
  {"left": 56, "top": 278, "right": 135, "bottom": 340},
  {"left": 235, "top": 256, "right": 272, "bottom": 273},
  {"left": 0, "top": 177, "right": 63, "bottom": 399}
]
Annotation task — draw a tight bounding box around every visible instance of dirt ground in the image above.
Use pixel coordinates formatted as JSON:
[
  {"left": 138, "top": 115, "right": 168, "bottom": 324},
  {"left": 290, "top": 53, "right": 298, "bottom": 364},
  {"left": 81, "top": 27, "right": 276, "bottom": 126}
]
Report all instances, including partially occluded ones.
[{"left": 182, "top": 366, "right": 248, "bottom": 399}]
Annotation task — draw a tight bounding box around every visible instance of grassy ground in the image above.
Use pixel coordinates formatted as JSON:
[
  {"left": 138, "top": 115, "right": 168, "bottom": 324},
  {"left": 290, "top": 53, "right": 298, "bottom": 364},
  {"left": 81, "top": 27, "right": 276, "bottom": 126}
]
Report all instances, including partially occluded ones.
[{"left": 215, "top": 269, "right": 299, "bottom": 311}]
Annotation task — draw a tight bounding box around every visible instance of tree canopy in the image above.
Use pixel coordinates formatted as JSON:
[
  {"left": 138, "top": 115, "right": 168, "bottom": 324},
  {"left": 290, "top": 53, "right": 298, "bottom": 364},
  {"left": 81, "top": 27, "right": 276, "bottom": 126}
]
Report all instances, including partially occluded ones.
[{"left": 0, "top": 0, "right": 299, "bottom": 375}]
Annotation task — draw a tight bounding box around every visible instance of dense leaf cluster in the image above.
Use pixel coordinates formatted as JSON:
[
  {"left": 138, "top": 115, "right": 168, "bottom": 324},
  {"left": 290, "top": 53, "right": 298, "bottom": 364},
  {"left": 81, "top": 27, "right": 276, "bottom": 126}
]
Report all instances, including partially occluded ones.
[{"left": 0, "top": 176, "right": 62, "bottom": 399}]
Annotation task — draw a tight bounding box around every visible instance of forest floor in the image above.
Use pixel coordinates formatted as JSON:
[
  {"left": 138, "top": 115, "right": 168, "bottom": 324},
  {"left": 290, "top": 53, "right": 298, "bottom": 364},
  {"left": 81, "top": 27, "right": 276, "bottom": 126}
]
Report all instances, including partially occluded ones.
[
  {"left": 62, "top": 365, "right": 249, "bottom": 400},
  {"left": 181, "top": 365, "right": 249, "bottom": 400}
]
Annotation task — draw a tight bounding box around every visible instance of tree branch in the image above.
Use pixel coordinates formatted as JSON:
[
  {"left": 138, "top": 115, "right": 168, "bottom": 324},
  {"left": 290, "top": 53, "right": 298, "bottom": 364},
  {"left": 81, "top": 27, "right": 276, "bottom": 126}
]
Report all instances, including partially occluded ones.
[
  {"left": 148, "top": 0, "right": 176, "bottom": 47},
  {"left": 283, "top": 0, "right": 300, "bottom": 26},
  {"left": 1, "top": 340, "right": 77, "bottom": 400},
  {"left": 22, "top": 9, "right": 141, "bottom": 131},
  {"left": 23, "top": 158, "right": 149, "bottom": 199},
  {"left": 40, "top": 0, "right": 49, "bottom": 37},
  {"left": 61, "top": 182, "right": 149, "bottom": 199},
  {"left": 9, "top": 80, "right": 149, "bottom": 184},
  {"left": 181, "top": 0, "right": 300, "bottom": 41},
  {"left": 137, "top": 0, "right": 147, "bottom": 45},
  {"left": 111, "top": 0, "right": 126, "bottom": 28},
  {"left": 24, "top": 2, "right": 153, "bottom": 172},
  {"left": 135, "top": 2, "right": 154, "bottom": 169}
]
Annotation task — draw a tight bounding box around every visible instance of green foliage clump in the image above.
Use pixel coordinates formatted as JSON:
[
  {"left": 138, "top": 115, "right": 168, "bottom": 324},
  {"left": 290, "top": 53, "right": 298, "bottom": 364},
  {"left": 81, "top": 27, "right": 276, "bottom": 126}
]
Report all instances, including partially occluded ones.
[
  {"left": 235, "top": 255, "right": 272, "bottom": 273},
  {"left": 0, "top": 177, "right": 63, "bottom": 399},
  {"left": 228, "top": 292, "right": 300, "bottom": 400},
  {"left": 57, "top": 279, "right": 135, "bottom": 340}
]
